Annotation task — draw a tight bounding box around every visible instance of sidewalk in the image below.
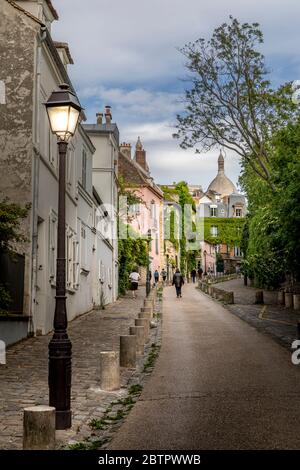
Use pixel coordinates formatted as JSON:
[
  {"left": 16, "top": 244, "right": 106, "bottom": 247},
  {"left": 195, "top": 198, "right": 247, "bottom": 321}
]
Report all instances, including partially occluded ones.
[
  {"left": 212, "top": 278, "right": 299, "bottom": 350},
  {"left": 0, "top": 288, "right": 151, "bottom": 450}
]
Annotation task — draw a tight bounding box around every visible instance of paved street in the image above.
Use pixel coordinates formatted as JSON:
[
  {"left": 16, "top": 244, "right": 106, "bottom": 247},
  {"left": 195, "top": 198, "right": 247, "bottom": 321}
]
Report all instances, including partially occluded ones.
[
  {"left": 109, "top": 284, "right": 300, "bottom": 449},
  {"left": 215, "top": 278, "right": 299, "bottom": 349},
  {"left": 0, "top": 290, "right": 147, "bottom": 450}
]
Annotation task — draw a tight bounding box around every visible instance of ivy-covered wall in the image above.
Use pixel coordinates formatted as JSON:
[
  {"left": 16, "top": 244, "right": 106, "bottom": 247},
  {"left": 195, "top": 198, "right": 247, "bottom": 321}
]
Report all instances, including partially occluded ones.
[{"left": 203, "top": 217, "right": 245, "bottom": 246}]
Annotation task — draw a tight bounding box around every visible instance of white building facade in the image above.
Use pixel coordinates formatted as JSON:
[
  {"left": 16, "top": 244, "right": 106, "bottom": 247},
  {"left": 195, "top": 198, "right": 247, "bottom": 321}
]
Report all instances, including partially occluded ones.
[{"left": 0, "top": 0, "right": 116, "bottom": 344}]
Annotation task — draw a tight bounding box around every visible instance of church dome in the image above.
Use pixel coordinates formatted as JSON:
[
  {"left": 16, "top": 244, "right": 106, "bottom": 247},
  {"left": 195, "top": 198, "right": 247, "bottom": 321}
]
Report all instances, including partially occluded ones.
[{"left": 207, "top": 151, "right": 237, "bottom": 197}]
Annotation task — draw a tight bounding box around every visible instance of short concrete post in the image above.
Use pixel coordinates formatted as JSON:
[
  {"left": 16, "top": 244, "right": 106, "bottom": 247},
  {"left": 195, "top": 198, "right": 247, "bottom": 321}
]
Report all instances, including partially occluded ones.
[
  {"left": 23, "top": 406, "right": 55, "bottom": 450},
  {"left": 255, "top": 291, "right": 264, "bottom": 304},
  {"left": 144, "top": 299, "right": 154, "bottom": 309},
  {"left": 120, "top": 335, "right": 136, "bottom": 368},
  {"left": 293, "top": 294, "right": 300, "bottom": 311},
  {"left": 277, "top": 291, "right": 284, "bottom": 305},
  {"left": 130, "top": 326, "right": 145, "bottom": 355},
  {"left": 99, "top": 351, "right": 120, "bottom": 391},
  {"left": 135, "top": 318, "right": 149, "bottom": 341},
  {"left": 285, "top": 292, "right": 293, "bottom": 309},
  {"left": 208, "top": 285, "right": 212, "bottom": 296},
  {"left": 141, "top": 306, "right": 153, "bottom": 318},
  {"left": 139, "top": 311, "right": 151, "bottom": 320}
]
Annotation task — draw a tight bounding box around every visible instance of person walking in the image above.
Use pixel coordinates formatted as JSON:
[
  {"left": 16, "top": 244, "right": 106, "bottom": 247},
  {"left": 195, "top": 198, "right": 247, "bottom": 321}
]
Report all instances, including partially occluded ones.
[
  {"left": 191, "top": 268, "right": 197, "bottom": 283},
  {"left": 161, "top": 268, "right": 167, "bottom": 286},
  {"left": 197, "top": 267, "right": 203, "bottom": 279},
  {"left": 129, "top": 267, "right": 140, "bottom": 299},
  {"left": 154, "top": 269, "right": 159, "bottom": 285},
  {"left": 172, "top": 268, "right": 184, "bottom": 299}
]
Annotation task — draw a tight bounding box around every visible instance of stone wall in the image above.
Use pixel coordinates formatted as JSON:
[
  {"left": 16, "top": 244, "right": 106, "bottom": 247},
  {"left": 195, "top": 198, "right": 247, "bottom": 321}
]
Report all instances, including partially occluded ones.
[{"left": 0, "top": 0, "right": 39, "bottom": 314}]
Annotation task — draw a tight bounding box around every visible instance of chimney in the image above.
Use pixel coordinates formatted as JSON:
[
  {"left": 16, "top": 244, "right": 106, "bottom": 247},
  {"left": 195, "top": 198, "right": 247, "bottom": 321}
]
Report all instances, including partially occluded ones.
[
  {"left": 105, "top": 105, "right": 112, "bottom": 124},
  {"left": 120, "top": 142, "right": 132, "bottom": 159},
  {"left": 134, "top": 136, "right": 149, "bottom": 172},
  {"left": 96, "top": 112, "right": 103, "bottom": 125}
]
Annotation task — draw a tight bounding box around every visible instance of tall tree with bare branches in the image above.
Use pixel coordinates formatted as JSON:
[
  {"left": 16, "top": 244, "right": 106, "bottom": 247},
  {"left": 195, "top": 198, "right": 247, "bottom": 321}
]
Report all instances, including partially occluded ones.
[{"left": 174, "top": 17, "right": 299, "bottom": 191}]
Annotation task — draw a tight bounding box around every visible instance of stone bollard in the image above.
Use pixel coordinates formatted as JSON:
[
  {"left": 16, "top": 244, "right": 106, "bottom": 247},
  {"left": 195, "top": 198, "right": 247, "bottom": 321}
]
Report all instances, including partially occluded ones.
[
  {"left": 277, "top": 291, "right": 284, "bottom": 305},
  {"left": 99, "top": 351, "right": 120, "bottom": 391},
  {"left": 208, "top": 285, "right": 212, "bottom": 296},
  {"left": 130, "top": 326, "right": 145, "bottom": 355},
  {"left": 255, "top": 291, "right": 264, "bottom": 304},
  {"left": 139, "top": 311, "right": 151, "bottom": 320},
  {"left": 285, "top": 293, "right": 293, "bottom": 309},
  {"left": 141, "top": 306, "right": 153, "bottom": 318},
  {"left": 135, "top": 318, "right": 149, "bottom": 342},
  {"left": 224, "top": 292, "right": 234, "bottom": 304},
  {"left": 144, "top": 299, "right": 154, "bottom": 309},
  {"left": 293, "top": 295, "right": 300, "bottom": 311},
  {"left": 120, "top": 335, "right": 136, "bottom": 368},
  {"left": 23, "top": 406, "right": 56, "bottom": 450}
]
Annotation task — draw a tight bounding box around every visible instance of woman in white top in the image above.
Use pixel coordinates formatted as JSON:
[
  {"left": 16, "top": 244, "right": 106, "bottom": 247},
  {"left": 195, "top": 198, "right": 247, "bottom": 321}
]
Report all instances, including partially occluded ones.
[{"left": 129, "top": 268, "right": 140, "bottom": 298}]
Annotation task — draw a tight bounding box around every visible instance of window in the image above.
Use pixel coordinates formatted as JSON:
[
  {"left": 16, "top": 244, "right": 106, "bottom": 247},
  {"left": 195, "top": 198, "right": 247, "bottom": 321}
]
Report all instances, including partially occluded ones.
[
  {"left": 210, "top": 206, "right": 217, "bottom": 217},
  {"left": 49, "top": 211, "right": 57, "bottom": 284},
  {"left": 67, "top": 147, "right": 75, "bottom": 189},
  {"left": 80, "top": 223, "right": 89, "bottom": 271},
  {"left": 129, "top": 203, "right": 141, "bottom": 215},
  {"left": 150, "top": 201, "right": 156, "bottom": 220},
  {"left": 48, "top": 128, "right": 57, "bottom": 169},
  {"left": 66, "top": 229, "right": 79, "bottom": 290},
  {"left": 82, "top": 148, "right": 87, "bottom": 189},
  {"left": 234, "top": 246, "right": 242, "bottom": 257},
  {"left": 99, "top": 261, "right": 105, "bottom": 283},
  {"left": 210, "top": 225, "right": 218, "bottom": 237},
  {"left": 155, "top": 235, "right": 159, "bottom": 255},
  {"left": 235, "top": 208, "right": 242, "bottom": 217}
]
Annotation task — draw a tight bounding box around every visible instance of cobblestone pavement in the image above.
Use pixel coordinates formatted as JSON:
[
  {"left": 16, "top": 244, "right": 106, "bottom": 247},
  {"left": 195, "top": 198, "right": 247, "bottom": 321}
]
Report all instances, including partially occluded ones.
[
  {"left": 212, "top": 278, "right": 299, "bottom": 350},
  {"left": 0, "top": 288, "right": 156, "bottom": 450}
]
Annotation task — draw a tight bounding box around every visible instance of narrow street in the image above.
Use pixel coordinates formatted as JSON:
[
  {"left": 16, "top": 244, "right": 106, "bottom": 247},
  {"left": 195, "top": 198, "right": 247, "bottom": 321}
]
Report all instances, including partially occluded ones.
[{"left": 109, "top": 284, "right": 300, "bottom": 450}]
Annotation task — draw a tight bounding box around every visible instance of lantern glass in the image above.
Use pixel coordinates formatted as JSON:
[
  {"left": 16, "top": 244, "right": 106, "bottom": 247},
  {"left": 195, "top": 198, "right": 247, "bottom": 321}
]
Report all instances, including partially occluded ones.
[{"left": 47, "top": 104, "right": 80, "bottom": 141}]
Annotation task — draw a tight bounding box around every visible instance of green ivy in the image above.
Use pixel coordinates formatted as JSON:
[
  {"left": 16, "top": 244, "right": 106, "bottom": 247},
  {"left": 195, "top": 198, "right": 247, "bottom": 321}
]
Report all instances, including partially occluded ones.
[
  {"left": 204, "top": 217, "right": 245, "bottom": 246},
  {"left": 118, "top": 223, "right": 148, "bottom": 295}
]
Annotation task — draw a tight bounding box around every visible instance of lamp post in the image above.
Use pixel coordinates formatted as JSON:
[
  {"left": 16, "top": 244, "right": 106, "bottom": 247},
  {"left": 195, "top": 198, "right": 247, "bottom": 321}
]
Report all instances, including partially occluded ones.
[
  {"left": 45, "top": 83, "right": 82, "bottom": 430},
  {"left": 203, "top": 249, "right": 207, "bottom": 275},
  {"left": 146, "top": 229, "right": 152, "bottom": 296}
]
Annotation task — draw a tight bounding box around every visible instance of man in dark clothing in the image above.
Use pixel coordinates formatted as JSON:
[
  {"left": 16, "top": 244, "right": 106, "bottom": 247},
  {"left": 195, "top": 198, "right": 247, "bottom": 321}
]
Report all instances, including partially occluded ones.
[
  {"left": 154, "top": 270, "right": 159, "bottom": 285},
  {"left": 172, "top": 268, "right": 184, "bottom": 298},
  {"left": 161, "top": 268, "right": 167, "bottom": 286},
  {"left": 191, "top": 268, "right": 197, "bottom": 283},
  {"left": 197, "top": 267, "right": 203, "bottom": 279}
]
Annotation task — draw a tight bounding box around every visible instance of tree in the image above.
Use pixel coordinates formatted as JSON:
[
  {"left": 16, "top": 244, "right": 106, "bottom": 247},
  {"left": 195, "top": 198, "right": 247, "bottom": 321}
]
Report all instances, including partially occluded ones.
[
  {"left": 174, "top": 16, "right": 298, "bottom": 191},
  {"left": 0, "top": 198, "right": 29, "bottom": 253},
  {"left": 239, "top": 119, "right": 300, "bottom": 288},
  {"left": 0, "top": 198, "right": 29, "bottom": 312}
]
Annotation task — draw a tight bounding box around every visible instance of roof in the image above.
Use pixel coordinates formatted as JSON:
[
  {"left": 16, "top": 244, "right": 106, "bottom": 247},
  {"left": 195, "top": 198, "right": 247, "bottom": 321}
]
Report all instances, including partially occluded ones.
[
  {"left": 83, "top": 123, "right": 119, "bottom": 145},
  {"left": 6, "top": 0, "right": 58, "bottom": 21},
  {"left": 53, "top": 41, "right": 74, "bottom": 64},
  {"left": 119, "top": 151, "right": 163, "bottom": 199},
  {"left": 45, "top": 0, "right": 58, "bottom": 20},
  {"left": 6, "top": 0, "right": 45, "bottom": 25},
  {"left": 207, "top": 174, "right": 237, "bottom": 197},
  {"left": 206, "top": 151, "right": 237, "bottom": 197}
]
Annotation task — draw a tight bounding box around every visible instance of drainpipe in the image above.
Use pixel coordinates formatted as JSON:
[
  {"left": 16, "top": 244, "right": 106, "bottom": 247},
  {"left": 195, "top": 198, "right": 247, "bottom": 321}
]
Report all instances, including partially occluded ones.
[{"left": 28, "top": 26, "right": 47, "bottom": 337}]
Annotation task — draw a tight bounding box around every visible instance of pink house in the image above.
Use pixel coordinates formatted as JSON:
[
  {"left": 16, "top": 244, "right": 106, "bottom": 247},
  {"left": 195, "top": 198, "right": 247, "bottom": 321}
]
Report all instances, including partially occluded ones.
[{"left": 119, "top": 138, "right": 164, "bottom": 279}]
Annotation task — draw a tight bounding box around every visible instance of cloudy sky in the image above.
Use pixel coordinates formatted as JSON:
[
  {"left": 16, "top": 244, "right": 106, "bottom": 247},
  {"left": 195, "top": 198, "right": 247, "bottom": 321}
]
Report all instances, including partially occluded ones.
[{"left": 52, "top": 0, "right": 300, "bottom": 190}]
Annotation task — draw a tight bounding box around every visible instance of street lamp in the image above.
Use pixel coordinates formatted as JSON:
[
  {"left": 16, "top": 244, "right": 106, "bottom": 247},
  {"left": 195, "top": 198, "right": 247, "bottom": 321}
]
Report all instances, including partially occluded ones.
[
  {"left": 45, "top": 83, "right": 82, "bottom": 430},
  {"left": 146, "top": 229, "right": 152, "bottom": 296},
  {"left": 203, "top": 249, "right": 207, "bottom": 275}
]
